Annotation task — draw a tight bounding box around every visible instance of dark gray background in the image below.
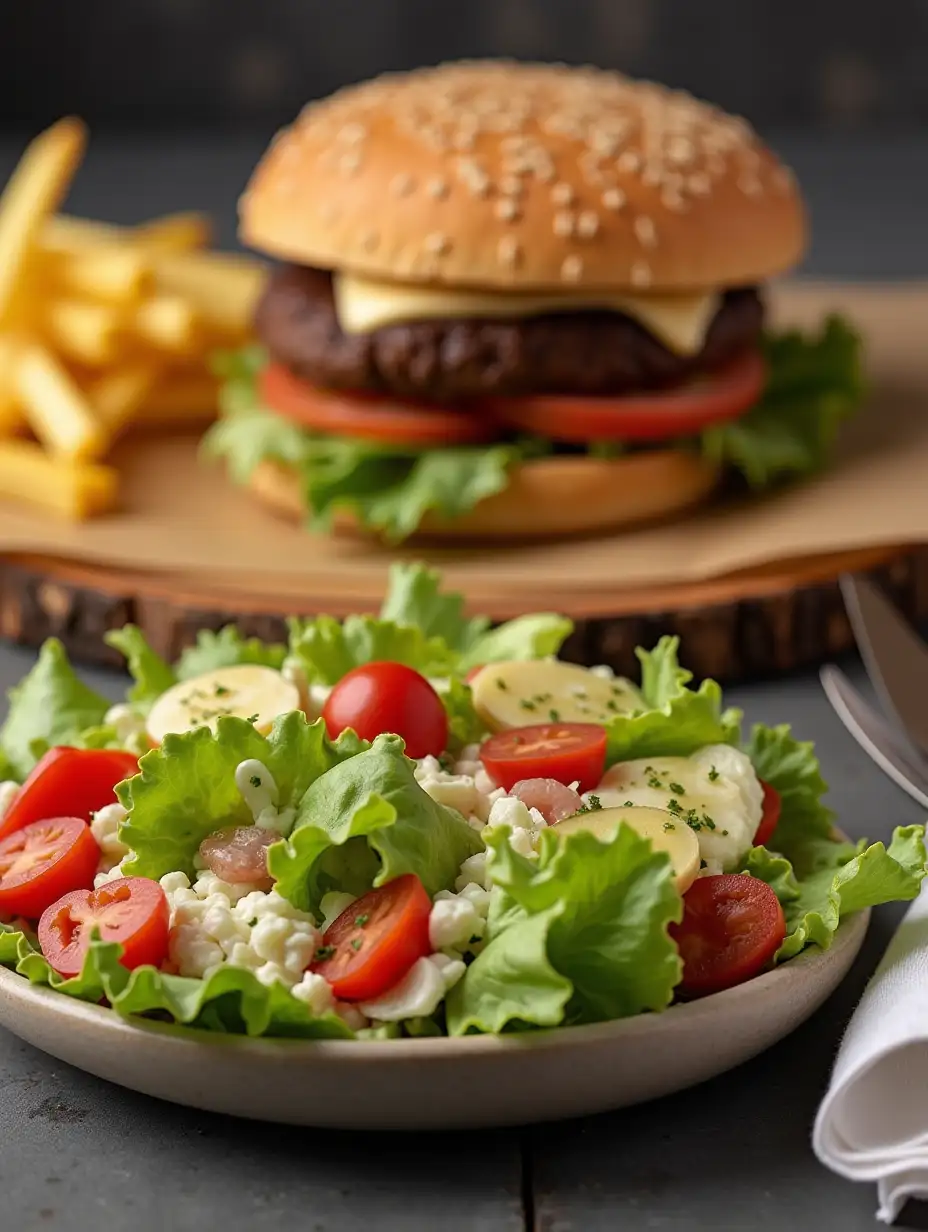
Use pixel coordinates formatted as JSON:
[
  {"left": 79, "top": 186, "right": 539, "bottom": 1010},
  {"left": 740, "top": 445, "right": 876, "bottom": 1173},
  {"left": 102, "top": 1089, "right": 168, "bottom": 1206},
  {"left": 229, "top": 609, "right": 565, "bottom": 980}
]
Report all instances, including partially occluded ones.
[{"left": 3, "top": 0, "right": 928, "bottom": 133}]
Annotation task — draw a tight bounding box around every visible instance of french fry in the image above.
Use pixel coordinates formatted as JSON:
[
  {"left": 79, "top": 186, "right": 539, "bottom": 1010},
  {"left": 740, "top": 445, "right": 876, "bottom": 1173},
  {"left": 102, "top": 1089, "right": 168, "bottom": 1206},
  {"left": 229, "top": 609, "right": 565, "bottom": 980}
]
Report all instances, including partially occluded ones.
[
  {"left": 132, "top": 294, "right": 200, "bottom": 355},
  {"left": 134, "top": 373, "right": 220, "bottom": 426},
  {"left": 0, "top": 335, "right": 25, "bottom": 434},
  {"left": 41, "top": 213, "right": 123, "bottom": 252},
  {"left": 0, "top": 120, "right": 87, "bottom": 327},
  {"left": 14, "top": 342, "right": 106, "bottom": 460},
  {"left": 42, "top": 298, "right": 124, "bottom": 366},
  {"left": 152, "top": 250, "right": 263, "bottom": 338},
  {"left": 131, "top": 212, "right": 212, "bottom": 254},
  {"left": 0, "top": 437, "right": 117, "bottom": 518},
  {"left": 89, "top": 363, "right": 156, "bottom": 432},
  {"left": 42, "top": 246, "right": 151, "bottom": 303}
]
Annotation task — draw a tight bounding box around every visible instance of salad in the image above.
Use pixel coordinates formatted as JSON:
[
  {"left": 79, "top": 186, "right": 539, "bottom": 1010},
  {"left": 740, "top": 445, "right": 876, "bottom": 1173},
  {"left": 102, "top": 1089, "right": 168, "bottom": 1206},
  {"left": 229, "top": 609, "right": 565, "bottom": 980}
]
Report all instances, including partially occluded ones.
[{"left": 0, "top": 564, "right": 923, "bottom": 1042}]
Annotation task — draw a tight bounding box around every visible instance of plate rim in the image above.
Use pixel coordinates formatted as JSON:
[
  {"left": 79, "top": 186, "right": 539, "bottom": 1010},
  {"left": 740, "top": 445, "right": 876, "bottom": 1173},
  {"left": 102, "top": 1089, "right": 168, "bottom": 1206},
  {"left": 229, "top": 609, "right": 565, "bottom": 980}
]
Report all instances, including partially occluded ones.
[{"left": 0, "top": 906, "right": 870, "bottom": 1062}]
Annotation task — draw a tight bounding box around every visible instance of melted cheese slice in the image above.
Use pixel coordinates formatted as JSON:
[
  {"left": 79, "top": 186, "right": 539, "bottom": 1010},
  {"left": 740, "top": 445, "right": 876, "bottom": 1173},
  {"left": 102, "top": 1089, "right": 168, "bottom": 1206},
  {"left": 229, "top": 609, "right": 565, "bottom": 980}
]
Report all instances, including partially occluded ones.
[{"left": 334, "top": 272, "right": 719, "bottom": 356}]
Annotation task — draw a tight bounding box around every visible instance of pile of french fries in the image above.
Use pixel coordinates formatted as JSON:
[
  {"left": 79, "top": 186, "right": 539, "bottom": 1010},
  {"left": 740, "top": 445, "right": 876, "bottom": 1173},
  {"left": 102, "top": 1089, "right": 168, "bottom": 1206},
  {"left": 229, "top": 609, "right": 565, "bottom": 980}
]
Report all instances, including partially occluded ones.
[{"left": 0, "top": 117, "right": 264, "bottom": 519}]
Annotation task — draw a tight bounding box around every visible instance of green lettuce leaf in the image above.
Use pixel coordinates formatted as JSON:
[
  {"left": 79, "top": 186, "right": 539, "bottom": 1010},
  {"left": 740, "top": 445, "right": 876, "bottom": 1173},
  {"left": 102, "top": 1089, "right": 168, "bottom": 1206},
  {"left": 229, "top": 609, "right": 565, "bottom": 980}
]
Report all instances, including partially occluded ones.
[
  {"left": 702, "top": 317, "right": 863, "bottom": 486},
  {"left": 447, "top": 822, "right": 681, "bottom": 1034},
  {"left": 104, "top": 626, "right": 176, "bottom": 710},
  {"left": 176, "top": 626, "right": 288, "bottom": 679},
  {"left": 745, "top": 826, "right": 928, "bottom": 960},
  {"left": 0, "top": 639, "right": 110, "bottom": 779},
  {"left": 286, "top": 613, "right": 456, "bottom": 686},
  {"left": 268, "top": 733, "right": 484, "bottom": 914},
  {"left": 744, "top": 722, "right": 836, "bottom": 874},
  {"left": 379, "top": 563, "right": 573, "bottom": 667},
  {"left": 0, "top": 923, "right": 352, "bottom": 1039},
  {"left": 117, "top": 712, "right": 364, "bottom": 881},
  {"left": 605, "top": 636, "right": 741, "bottom": 765},
  {"left": 440, "top": 677, "right": 488, "bottom": 748}
]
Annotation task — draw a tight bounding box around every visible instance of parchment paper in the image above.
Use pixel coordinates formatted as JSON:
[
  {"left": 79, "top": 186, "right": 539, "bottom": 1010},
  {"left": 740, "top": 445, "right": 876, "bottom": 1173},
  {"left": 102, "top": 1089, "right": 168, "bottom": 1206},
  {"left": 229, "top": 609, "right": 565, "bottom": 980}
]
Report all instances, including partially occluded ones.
[{"left": 1, "top": 282, "right": 926, "bottom": 608}]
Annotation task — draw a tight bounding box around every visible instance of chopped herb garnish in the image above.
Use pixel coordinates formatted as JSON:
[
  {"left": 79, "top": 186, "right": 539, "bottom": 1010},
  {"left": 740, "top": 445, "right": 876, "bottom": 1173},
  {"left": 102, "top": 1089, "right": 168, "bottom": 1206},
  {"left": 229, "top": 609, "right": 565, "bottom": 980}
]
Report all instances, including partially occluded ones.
[
  {"left": 575, "top": 794, "right": 603, "bottom": 815},
  {"left": 700, "top": 859, "right": 708, "bottom": 870},
  {"left": 354, "top": 914, "right": 370, "bottom": 927},
  {"left": 623, "top": 800, "right": 635, "bottom": 807},
  {"left": 701, "top": 812, "right": 716, "bottom": 831},
  {"left": 249, "top": 775, "right": 262, "bottom": 788},
  {"left": 606, "top": 699, "right": 619, "bottom": 713},
  {"left": 496, "top": 679, "right": 507, "bottom": 691},
  {"left": 630, "top": 709, "right": 643, "bottom": 718},
  {"left": 721, "top": 829, "right": 729, "bottom": 836},
  {"left": 662, "top": 821, "right": 676, "bottom": 832},
  {"left": 708, "top": 765, "right": 720, "bottom": 782},
  {"left": 519, "top": 699, "right": 537, "bottom": 712},
  {"left": 314, "top": 945, "right": 335, "bottom": 962},
  {"left": 350, "top": 938, "right": 363, "bottom": 953},
  {"left": 214, "top": 684, "right": 230, "bottom": 697},
  {"left": 548, "top": 708, "right": 560, "bottom": 722},
  {"left": 246, "top": 713, "right": 259, "bottom": 724},
  {"left": 668, "top": 782, "right": 686, "bottom": 796},
  {"left": 666, "top": 798, "right": 682, "bottom": 815},
  {"left": 647, "top": 776, "right": 664, "bottom": 790}
]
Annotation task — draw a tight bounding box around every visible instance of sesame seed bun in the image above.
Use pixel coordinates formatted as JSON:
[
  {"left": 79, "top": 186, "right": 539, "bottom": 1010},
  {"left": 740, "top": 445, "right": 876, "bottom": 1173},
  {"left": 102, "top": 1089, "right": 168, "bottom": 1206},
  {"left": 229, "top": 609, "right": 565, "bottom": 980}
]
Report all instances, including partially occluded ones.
[
  {"left": 240, "top": 60, "right": 806, "bottom": 293},
  {"left": 246, "top": 452, "right": 721, "bottom": 541}
]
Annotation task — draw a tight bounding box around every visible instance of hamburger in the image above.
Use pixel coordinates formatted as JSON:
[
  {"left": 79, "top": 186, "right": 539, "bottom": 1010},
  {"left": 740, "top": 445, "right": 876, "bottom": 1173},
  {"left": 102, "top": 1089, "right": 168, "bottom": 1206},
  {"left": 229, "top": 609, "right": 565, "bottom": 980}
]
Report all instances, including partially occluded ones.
[{"left": 206, "top": 61, "right": 861, "bottom": 542}]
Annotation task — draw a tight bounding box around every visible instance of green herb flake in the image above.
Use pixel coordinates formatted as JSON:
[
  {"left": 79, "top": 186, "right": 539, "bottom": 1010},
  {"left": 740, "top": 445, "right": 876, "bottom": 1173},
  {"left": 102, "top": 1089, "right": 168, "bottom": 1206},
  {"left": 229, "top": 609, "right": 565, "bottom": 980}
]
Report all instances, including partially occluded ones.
[
  {"left": 246, "top": 713, "right": 259, "bottom": 725},
  {"left": 496, "top": 679, "right": 508, "bottom": 691},
  {"left": 350, "top": 938, "right": 363, "bottom": 953},
  {"left": 548, "top": 708, "right": 561, "bottom": 722},
  {"left": 668, "top": 782, "right": 686, "bottom": 796},
  {"left": 519, "top": 699, "right": 537, "bottom": 712},
  {"left": 214, "top": 684, "right": 230, "bottom": 698},
  {"left": 354, "top": 914, "right": 370, "bottom": 927},
  {"left": 662, "top": 821, "right": 676, "bottom": 832},
  {"left": 575, "top": 794, "right": 603, "bottom": 815},
  {"left": 708, "top": 766, "right": 720, "bottom": 782},
  {"left": 249, "top": 774, "right": 262, "bottom": 788},
  {"left": 314, "top": 945, "right": 336, "bottom": 962}
]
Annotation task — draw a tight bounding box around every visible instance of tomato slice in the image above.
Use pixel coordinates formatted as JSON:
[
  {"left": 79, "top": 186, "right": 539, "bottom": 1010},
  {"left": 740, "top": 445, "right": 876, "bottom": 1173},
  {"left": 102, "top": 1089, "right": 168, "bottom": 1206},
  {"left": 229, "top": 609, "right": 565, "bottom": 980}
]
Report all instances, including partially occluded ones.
[
  {"left": 322, "top": 661, "right": 449, "bottom": 760},
  {"left": 38, "top": 876, "right": 170, "bottom": 978},
  {"left": 0, "top": 747, "right": 140, "bottom": 842},
  {"left": 484, "top": 349, "right": 765, "bottom": 443},
  {"left": 753, "top": 781, "right": 782, "bottom": 847},
  {"left": 260, "top": 364, "right": 498, "bottom": 447},
  {"left": 670, "top": 874, "right": 786, "bottom": 997},
  {"left": 0, "top": 817, "right": 100, "bottom": 918},
  {"left": 310, "top": 874, "right": 432, "bottom": 1002},
  {"left": 480, "top": 723, "right": 607, "bottom": 793}
]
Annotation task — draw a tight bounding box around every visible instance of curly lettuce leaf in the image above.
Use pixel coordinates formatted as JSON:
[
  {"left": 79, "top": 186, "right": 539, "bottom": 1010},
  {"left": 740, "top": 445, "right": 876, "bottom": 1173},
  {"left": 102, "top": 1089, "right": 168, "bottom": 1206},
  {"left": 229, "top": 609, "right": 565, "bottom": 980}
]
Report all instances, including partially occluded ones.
[
  {"left": 0, "top": 923, "right": 352, "bottom": 1039},
  {"left": 286, "top": 613, "right": 456, "bottom": 686},
  {"left": 702, "top": 316, "right": 863, "bottom": 486},
  {"left": 268, "top": 733, "right": 484, "bottom": 914},
  {"left": 744, "top": 722, "right": 837, "bottom": 875},
  {"left": 176, "top": 626, "right": 288, "bottom": 679},
  {"left": 104, "top": 625, "right": 176, "bottom": 711},
  {"left": 744, "top": 826, "right": 928, "bottom": 960},
  {"left": 117, "top": 712, "right": 364, "bottom": 881},
  {"left": 379, "top": 563, "right": 573, "bottom": 667},
  {"left": 0, "top": 639, "right": 110, "bottom": 779},
  {"left": 440, "top": 677, "right": 488, "bottom": 748},
  {"left": 605, "top": 636, "right": 741, "bottom": 765},
  {"left": 448, "top": 822, "right": 681, "bottom": 1034}
]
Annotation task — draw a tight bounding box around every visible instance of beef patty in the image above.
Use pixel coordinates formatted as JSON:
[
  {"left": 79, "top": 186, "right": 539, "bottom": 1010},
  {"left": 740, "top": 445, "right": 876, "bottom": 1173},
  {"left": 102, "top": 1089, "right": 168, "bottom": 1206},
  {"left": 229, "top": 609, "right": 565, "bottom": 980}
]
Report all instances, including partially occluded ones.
[{"left": 255, "top": 264, "right": 765, "bottom": 402}]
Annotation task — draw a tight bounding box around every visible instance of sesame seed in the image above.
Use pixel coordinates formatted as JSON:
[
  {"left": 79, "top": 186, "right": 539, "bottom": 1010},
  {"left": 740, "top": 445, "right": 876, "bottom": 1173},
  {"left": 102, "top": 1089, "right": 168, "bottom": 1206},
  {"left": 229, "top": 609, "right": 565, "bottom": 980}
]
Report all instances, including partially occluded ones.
[
  {"left": 424, "top": 232, "right": 451, "bottom": 256},
  {"left": 631, "top": 260, "right": 652, "bottom": 288},
  {"left": 561, "top": 255, "right": 584, "bottom": 282},
  {"left": 634, "top": 215, "right": 657, "bottom": 248},
  {"left": 339, "top": 152, "right": 361, "bottom": 176},
  {"left": 738, "top": 173, "right": 763, "bottom": 197},
  {"left": 426, "top": 177, "right": 450, "bottom": 200},
  {"left": 641, "top": 164, "right": 663, "bottom": 188},
  {"left": 495, "top": 198, "right": 521, "bottom": 222},
  {"left": 666, "top": 136, "right": 695, "bottom": 166},
  {"left": 577, "top": 210, "right": 600, "bottom": 238},
  {"left": 553, "top": 211, "right": 575, "bottom": 237},
  {"left": 590, "top": 130, "right": 620, "bottom": 156},
  {"left": 452, "top": 130, "right": 476, "bottom": 150},
  {"left": 455, "top": 158, "right": 490, "bottom": 197},
  {"left": 497, "top": 236, "right": 522, "bottom": 267},
  {"left": 602, "top": 187, "right": 626, "bottom": 211},
  {"left": 338, "top": 121, "right": 367, "bottom": 144},
  {"left": 551, "top": 182, "right": 576, "bottom": 206},
  {"left": 499, "top": 175, "right": 524, "bottom": 197},
  {"left": 617, "top": 150, "right": 643, "bottom": 174},
  {"left": 390, "top": 173, "right": 416, "bottom": 197},
  {"left": 661, "top": 190, "right": 688, "bottom": 212},
  {"left": 688, "top": 172, "right": 711, "bottom": 196}
]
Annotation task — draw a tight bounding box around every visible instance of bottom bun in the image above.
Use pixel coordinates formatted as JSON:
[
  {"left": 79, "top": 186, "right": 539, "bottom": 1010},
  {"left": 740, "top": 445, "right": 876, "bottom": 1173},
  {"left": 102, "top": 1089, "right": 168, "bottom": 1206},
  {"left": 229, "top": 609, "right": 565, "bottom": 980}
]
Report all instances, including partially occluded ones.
[{"left": 247, "top": 451, "right": 720, "bottom": 541}]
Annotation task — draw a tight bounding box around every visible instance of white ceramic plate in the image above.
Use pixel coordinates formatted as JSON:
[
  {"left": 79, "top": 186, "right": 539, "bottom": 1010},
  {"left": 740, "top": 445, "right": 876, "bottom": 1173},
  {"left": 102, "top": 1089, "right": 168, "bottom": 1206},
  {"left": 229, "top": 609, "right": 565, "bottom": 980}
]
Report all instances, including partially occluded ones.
[{"left": 0, "top": 908, "right": 869, "bottom": 1130}]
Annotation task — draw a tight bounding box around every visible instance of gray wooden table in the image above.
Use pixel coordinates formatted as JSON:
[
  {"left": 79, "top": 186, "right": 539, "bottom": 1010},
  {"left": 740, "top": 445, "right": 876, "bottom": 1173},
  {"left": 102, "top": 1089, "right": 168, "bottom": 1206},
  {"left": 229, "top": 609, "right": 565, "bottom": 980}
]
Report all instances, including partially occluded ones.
[{"left": 0, "top": 135, "right": 926, "bottom": 1231}]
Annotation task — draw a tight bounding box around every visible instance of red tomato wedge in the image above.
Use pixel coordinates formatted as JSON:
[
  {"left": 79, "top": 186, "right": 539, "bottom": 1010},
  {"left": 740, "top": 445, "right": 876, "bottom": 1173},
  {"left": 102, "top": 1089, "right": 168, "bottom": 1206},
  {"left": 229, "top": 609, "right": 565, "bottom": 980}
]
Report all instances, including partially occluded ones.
[
  {"left": 0, "top": 747, "right": 140, "bottom": 842},
  {"left": 310, "top": 874, "right": 432, "bottom": 1002},
  {"left": 322, "top": 661, "right": 449, "bottom": 759},
  {"left": 38, "top": 877, "right": 170, "bottom": 978},
  {"left": 484, "top": 349, "right": 766, "bottom": 443},
  {"left": 0, "top": 817, "right": 99, "bottom": 919},
  {"left": 670, "top": 874, "right": 786, "bottom": 997},
  {"left": 753, "top": 781, "right": 782, "bottom": 847},
  {"left": 260, "top": 364, "right": 498, "bottom": 447},
  {"left": 480, "top": 723, "right": 607, "bottom": 793}
]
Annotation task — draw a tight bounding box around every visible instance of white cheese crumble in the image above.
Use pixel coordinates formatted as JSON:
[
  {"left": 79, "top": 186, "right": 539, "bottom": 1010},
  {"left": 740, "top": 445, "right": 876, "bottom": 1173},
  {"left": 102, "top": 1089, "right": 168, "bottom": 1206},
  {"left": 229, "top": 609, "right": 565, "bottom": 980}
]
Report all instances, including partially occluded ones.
[
  {"left": 90, "top": 803, "right": 129, "bottom": 872},
  {"left": 103, "top": 703, "right": 149, "bottom": 754},
  {"left": 234, "top": 759, "right": 295, "bottom": 836}
]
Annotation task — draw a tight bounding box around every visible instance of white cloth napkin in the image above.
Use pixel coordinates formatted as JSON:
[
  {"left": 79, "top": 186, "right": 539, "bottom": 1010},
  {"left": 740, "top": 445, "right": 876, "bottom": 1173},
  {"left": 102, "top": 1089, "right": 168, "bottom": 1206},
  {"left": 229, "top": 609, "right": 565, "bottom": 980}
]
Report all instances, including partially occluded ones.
[{"left": 815, "top": 882, "right": 928, "bottom": 1222}]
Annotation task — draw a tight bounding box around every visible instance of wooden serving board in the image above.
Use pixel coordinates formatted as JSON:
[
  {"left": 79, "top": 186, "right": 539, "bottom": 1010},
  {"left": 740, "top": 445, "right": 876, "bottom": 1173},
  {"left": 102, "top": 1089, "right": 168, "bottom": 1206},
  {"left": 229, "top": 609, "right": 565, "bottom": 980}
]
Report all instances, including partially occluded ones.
[{"left": 1, "top": 543, "right": 924, "bottom": 683}]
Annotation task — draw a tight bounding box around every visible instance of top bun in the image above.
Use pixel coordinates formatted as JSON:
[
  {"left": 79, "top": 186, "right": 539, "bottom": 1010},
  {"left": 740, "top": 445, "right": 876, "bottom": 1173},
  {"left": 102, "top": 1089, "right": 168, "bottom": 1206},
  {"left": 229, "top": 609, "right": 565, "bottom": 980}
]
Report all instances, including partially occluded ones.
[{"left": 241, "top": 60, "right": 806, "bottom": 293}]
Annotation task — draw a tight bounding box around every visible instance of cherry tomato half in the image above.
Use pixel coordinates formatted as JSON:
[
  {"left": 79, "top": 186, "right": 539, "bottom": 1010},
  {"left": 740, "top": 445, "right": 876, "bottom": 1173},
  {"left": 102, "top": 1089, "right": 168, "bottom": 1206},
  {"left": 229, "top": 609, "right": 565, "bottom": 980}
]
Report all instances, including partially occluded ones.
[
  {"left": 261, "top": 364, "right": 498, "bottom": 448},
  {"left": 483, "top": 349, "right": 765, "bottom": 444},
  {"left": 753, "top": 781, "right": 782, "bottom": 848},
  {"left": 480, "top": 723, "right": 607, "bottom": 793},
  {"left": 670, "top": 874, "right": 787, "bottom": 998},
  {"left": 310, "top": 873, "right": 432, "bottom": 1002},
  {"left": 0, "top": 817, "right": 99, "bottom": 919},
  {"left": 322, "top": 662, "right": 449, "bottom": 760},
  {"left": 38, "top": 877, "right": 170, "bottom": 978},
  {"left": 0, "top": 747, "right": 140, "bottom": 842}
]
